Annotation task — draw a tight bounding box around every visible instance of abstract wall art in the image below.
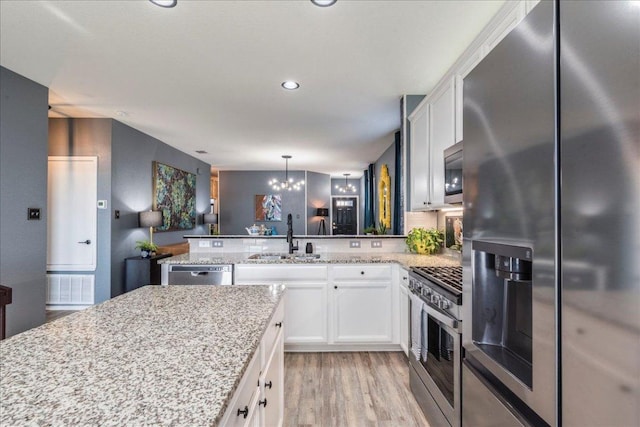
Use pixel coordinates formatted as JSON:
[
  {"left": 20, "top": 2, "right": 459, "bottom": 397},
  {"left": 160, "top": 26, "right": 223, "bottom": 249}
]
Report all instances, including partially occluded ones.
[
  {"left": 153, "top": 161, "right": 196, "bottom": 231},
  {"left": 255, "top": 194, "right": 282, "bottom": 221}
]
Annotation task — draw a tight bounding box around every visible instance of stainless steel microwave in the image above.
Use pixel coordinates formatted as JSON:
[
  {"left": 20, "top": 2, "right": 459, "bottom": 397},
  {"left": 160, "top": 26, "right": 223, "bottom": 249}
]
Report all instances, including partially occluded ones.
[{"left": 444, "top": 141, "right": 463, "bottom": 204}]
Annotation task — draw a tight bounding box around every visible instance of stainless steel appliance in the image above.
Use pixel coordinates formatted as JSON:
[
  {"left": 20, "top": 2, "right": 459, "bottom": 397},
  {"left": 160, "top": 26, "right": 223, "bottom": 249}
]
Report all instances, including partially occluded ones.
[
  {"left": 167, "top": 265, "right": 233, "bottom": 285},
  {"left": 408, "top": 266, "right": 462, "bottom": 427},
  {"left": 462, "top": 1, "right": 639, "bottom": 426},
  {"left": 443, "top": 141, "right": 463, "bottom": 204}
]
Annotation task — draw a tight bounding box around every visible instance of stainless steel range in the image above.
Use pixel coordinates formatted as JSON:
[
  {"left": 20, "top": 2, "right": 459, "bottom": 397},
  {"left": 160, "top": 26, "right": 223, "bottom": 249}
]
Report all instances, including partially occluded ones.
[{"left": 408, "top": 266, "right": 462, "bottom": 427}]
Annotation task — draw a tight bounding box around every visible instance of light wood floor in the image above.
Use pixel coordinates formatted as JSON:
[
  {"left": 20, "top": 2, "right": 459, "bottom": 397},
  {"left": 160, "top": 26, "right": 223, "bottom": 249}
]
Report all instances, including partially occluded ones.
[
  {"left": 45, "top": 310, "right": 75, "bottom": 323},
  {"left": 284, "top": 352, "right": 430, "bottom": 427}
]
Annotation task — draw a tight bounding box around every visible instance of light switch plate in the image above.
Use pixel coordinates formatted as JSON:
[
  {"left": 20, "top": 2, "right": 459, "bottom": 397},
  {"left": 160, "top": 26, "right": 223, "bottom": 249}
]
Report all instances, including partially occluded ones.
[
  {"left": 27, "top": 208, "right": 40, "bottom": 220},
  {"left": 198, "top": 240, "right": 211, "bottom": 248},
  {"left": 349, "top": 241, "right": 361, "bottom": 248},
  {"left": 212, "top": 240, "right": 224, "bottom": 248},
  {"left": 371, "top": 240, "right": 382, "bottom": 248}
]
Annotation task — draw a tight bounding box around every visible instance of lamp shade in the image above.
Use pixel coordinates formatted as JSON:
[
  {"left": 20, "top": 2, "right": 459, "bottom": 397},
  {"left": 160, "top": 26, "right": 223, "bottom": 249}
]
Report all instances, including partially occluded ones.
[
  {"left": 203, "top": 213, "right": 218, "bottom": 224},
  {"left": 139, "top": 210, "right": 163, "bottom": 228},
  {"left": 316, "top": 208, "right": 329, "bottom": 217}
]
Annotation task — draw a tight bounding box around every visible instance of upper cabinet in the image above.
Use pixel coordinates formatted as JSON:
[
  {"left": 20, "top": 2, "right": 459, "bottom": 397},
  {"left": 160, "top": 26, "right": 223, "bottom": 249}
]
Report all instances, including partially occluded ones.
[{"left": 409, "top": 77, "right": 457, "bottom": 211}]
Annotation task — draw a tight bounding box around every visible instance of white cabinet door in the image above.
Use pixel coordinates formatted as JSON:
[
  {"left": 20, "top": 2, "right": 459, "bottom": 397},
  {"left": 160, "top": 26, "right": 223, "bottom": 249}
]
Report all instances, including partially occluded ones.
[
  {"left": 429, "top": 77, "right": 457, "bottom": 209},
  {"left": 261, "top": 330, "right": 284, "bottom": 427},
  {"left": 284, "top": 283, "right": 328, "bottom": 344},
  {"left": 399, "top": 269, "right": 410, "bottom": 357},
  {"left": 409, "top": 102, "right": 430, "bottom": 210},
  {"left": 333, "top": 281, "right": 392, "bottom": 343}
]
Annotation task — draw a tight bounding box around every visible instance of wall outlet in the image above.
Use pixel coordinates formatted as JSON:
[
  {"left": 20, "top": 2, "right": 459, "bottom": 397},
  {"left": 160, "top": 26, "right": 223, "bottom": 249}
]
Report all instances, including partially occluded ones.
[
  {"left": 114, "top": 210, "right": 120, "bottom": 219},
  {"left": 198, "top": 240, "right": 211, "bottom": 248},
  {"left": 212, "top": 240, "right": 224, "bottom": 248},
  {"left": 349, "top": 241, "right": 361, "bottom": 249},
  {"left": 371, "top": 240, "right": 382, "bottom": 248},
  {"left": 97, "top": 200, "right": 107, "bottom": 209}
]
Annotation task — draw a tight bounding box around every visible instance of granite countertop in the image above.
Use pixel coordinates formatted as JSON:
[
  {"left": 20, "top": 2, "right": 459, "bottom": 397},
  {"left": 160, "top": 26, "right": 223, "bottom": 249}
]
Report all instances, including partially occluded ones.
[
  {"left": 0, "top": 285, "right": 285, "bottom": 427},
  {"left": 159, "top": 252, "right": 460, "bottom": 269}
]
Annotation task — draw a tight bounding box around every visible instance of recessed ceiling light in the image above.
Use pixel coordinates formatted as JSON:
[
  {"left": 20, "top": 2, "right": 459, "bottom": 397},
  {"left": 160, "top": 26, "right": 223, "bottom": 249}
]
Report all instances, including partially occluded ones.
[
  {"left": 149, "top": 0, "right": 177, "bottom": 8},
  {"left": 115, "top": 110, "right": 128, "bottom": 117},
  {"left": 281, "top": 81, "right": 300, "bottom": 90},
  {"left": 311, "top": 0, "right": 337, "bottom": 7}
]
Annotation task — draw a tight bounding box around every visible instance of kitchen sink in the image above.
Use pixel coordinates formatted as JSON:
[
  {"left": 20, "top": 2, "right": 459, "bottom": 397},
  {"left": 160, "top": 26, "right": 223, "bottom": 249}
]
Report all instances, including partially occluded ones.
[
  {"left": 248, "top": 253, "right": 287, "bottom": 260},
  {"left": 247, "top": 253, "right": 322, "bottom": 261}
]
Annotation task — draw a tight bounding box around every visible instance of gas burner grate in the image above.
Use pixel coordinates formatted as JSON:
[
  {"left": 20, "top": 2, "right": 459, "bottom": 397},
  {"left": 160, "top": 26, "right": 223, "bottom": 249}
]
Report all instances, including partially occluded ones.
[{"left": 411, "top": 266, "right": 463, "bottom": 293}]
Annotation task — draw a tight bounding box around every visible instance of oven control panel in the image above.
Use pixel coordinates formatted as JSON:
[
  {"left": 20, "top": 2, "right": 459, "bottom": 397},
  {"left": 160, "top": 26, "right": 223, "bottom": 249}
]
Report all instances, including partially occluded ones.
[{"left": 409, "top": 275, "right": 461, "bottom": 320}]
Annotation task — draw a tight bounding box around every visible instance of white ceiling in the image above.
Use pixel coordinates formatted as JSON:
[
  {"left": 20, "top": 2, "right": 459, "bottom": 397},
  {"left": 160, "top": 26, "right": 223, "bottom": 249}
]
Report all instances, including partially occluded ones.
[{"left": 0, "top": 0, "right": 504, "bottom": 177}]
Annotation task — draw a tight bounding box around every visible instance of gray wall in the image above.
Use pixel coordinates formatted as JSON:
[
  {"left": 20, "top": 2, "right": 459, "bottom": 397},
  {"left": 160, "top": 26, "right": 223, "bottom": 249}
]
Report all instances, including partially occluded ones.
[
  {"left": 49, "top": 119, "right": 113, "bottom": 304},
  {"left": 111, "top": 121, "right": 210, "bottom": 297},
  {"left": 48, "top": 118, "right": 210, "bottom": 300},
  {"left": 306, "top": 172, "right": 331, "bottom": 235},
  {"left": 0, "top": 67, "right": 49, "bottom": 337},
  {"left": 219, "top": 170, "right": 306, "bottom": 236}
]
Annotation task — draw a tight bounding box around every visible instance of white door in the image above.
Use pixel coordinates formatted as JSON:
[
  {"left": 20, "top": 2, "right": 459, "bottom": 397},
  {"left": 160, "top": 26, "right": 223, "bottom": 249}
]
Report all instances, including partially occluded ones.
[{"left": 47, "top": 156, "right": 97, "bottom": 271}]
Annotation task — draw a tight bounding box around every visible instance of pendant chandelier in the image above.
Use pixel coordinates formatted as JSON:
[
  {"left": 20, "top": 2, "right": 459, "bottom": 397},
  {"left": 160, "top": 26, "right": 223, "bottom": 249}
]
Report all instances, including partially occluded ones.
[
  {"left": 336, "top": 173, "right": 356, "bottom": 193},
  {"left": 269, "top": 155, "right": 305, "bottom": 191}
]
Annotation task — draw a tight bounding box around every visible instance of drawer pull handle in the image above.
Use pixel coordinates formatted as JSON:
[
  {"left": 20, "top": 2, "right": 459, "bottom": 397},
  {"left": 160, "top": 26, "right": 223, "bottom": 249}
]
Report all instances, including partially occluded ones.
[
  {"left": 265, "top": 380, "right": 273, "bottom": 389},
  {"left": 360, "top": 271, "right": 365, "bottom": 275},
  {"left": 334, "top": 285, "right": 338, "bottom": 289},
  {"left": 259, "top": 398, "right": 268, "bottom": 407},
  {"left": 237, "top": 406, "right": 249, "bottom": 418},
  {"left": 275, "top": 322, "right": 282, "bottom": 328}
]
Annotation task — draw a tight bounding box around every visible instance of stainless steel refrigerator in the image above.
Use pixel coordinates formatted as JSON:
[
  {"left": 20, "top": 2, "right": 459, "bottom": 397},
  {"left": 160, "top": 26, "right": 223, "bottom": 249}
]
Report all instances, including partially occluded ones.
[{"left": 462, "top": 1, "right": 639, "bottom": 426}]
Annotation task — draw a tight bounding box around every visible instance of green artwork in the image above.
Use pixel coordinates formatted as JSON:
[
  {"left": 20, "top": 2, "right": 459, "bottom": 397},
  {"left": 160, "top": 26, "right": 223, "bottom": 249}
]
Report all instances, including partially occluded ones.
[{"left": 153, "top": 161, "right": 196, "bottom": 231}]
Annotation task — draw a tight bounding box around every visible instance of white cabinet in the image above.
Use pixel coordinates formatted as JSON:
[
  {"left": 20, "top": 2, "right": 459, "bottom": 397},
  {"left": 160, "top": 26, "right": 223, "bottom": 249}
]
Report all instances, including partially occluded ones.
[
  {"left": 234, "top": 264, "right": 328, "bottom": 345},
  {"left": 409, "top": 102, "right": 430, "bottom": 210},
  {"left": 260, "top": 330, "right": 284, "bottom": 427},
  {"left": 331, "top": 265, "right": 393, "bottom": 343},
  {"left": 235, "top": 263, "right": 401, "bottom": 351},
  {"left": 408, "top": 77, "right": 457, "bottom": 211},
  {"left": 398, "top": 268, "right": 410, "bottom": 357},
  {"left": 284, "top": 283, "right": 327, "bottom": 343},
  {"left": 429, "top": 76, "right": 457, "bottom": 209},
  {"left": 221, "top": 298, "right": 285, "bottom": 427}
]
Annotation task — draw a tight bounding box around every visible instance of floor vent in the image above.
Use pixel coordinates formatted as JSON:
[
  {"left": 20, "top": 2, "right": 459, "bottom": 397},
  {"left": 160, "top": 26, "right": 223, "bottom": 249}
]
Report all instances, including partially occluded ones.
[{"left": 46, "top": 274, "right": 94, "bottom": 305}]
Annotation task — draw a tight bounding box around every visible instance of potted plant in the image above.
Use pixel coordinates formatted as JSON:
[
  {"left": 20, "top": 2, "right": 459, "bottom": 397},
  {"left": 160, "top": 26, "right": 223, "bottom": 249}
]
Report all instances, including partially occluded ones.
[
  {"left": 363, "top": 225, "right": 377, "bottom": 235},
  {"left": 405, "top": 227, "right": 444, "bottom": 255},
  {"left": 136, "top": 240, "right": 159, "bottom": 258},
  {"left": 377, "top": 222, "right": 387, "bottom": 236}
]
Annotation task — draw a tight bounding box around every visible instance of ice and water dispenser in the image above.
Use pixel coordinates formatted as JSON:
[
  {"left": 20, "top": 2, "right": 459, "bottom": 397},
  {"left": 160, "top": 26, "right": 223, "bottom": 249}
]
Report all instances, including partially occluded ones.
[{"left": 471, "top": 241, "right": 533, "bottom": 388}]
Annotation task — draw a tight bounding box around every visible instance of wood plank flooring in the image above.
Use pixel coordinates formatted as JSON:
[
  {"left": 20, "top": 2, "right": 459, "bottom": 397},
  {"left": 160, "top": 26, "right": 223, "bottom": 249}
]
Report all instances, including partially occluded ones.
[
  {"left": 45, "top": 310, "right": 75, "bottom": 323},
  {"left": 284, "top": 352, "right": 430, "bottom": 427}
]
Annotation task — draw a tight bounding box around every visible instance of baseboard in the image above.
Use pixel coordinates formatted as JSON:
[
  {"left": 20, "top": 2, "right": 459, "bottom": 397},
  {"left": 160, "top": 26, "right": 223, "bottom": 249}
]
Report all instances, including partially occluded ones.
[
  {"left": 284, "top": 343, "right": 403, "bottom": 352},
  {"left": 46, "top": 305, "right": 91, "bottom": 311}
]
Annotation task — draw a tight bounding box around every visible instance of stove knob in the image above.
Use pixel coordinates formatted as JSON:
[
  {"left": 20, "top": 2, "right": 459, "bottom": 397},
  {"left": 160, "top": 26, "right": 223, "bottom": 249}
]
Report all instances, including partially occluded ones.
[
  {"left": 439, "top": 299, "right": 450, "bottom": 310},
  {"left": 423, "top": 287, "right": 432, "bottom": 296},
  {"left": 431, "top": 294, "right": 440, "bottom": 304}
]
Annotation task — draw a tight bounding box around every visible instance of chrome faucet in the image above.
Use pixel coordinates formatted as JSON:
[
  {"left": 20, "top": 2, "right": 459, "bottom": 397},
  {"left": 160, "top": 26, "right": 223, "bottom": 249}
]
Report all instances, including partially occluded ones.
[{"left": 287, "top": 213, "right": 298, "bottom": 254}]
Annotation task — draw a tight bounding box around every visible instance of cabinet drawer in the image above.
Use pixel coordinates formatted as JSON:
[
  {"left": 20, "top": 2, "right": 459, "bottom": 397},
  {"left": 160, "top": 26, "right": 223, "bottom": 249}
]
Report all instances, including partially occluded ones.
[
  {"left": 235, "top": 264, "right": 328, "bottom": 283},
  {"left": 224, "top": 348, "right": 260, "bottom": 427},
  {"left": 262, "top": 299, "right": 285, "bottom": 361},
  {"left": 332, "top": 265, "right": 392, "bottom": 281}
]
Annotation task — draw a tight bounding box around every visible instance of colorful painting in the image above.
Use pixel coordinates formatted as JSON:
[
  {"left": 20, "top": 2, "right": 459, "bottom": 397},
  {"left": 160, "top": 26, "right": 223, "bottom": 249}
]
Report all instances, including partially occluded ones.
[
  {"left": 255, "top": 194, "right": 282, "bottom": 222},
  {"left": 445, "top": 214, "right": 463, "bottom": 251},
  {"left": 153, "top": 161, "right": 196, "bottom": 231}
]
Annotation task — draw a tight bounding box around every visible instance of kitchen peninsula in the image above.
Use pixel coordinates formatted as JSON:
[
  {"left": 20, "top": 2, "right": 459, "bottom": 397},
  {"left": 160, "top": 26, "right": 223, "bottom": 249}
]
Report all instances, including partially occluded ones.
[{"left": 0, "top": 285, "right": 285, "bottom": 426}]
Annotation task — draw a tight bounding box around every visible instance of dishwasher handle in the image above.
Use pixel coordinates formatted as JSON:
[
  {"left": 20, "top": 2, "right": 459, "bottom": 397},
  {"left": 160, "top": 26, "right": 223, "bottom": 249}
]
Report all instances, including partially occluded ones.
[{"left": 170, "top": 265, "right": 232, "bottom": 273}]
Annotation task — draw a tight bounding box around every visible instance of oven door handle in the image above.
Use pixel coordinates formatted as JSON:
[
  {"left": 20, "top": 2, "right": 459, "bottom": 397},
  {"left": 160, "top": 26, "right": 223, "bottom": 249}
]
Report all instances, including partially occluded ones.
[{"left": 424, "top": 303, "right": 458, "bottom": 330}]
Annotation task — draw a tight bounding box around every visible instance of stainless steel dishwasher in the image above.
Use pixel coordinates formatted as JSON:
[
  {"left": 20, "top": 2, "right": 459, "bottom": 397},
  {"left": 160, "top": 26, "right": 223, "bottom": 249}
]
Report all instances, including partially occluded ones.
[{"left": 166, "top": 265, "right": 233, "bottom": 285}]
